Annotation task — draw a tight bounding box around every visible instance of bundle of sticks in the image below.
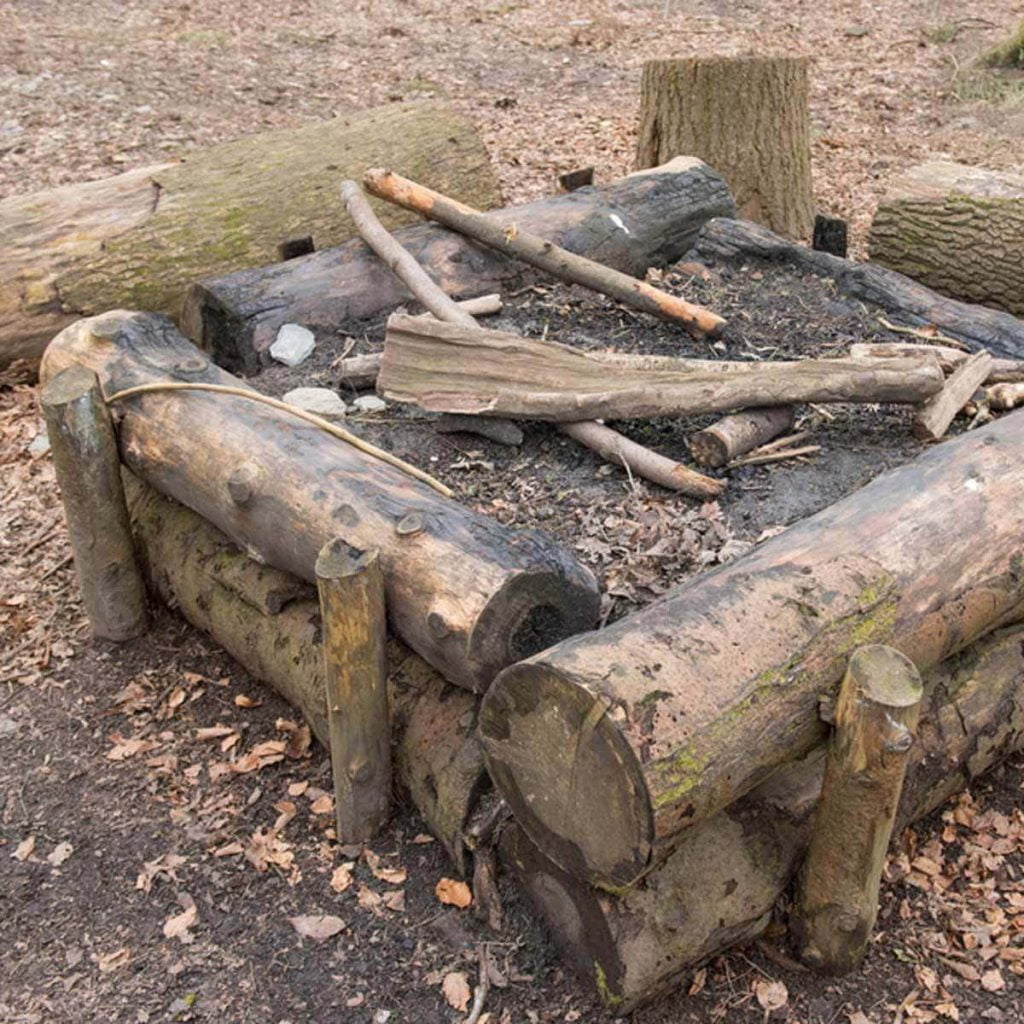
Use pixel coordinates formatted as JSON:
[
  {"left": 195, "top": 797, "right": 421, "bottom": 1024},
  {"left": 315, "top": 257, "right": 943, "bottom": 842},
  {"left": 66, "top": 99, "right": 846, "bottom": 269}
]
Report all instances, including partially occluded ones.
[{"left": 337, "top": 170, "right": 1020, "bottom": 498}]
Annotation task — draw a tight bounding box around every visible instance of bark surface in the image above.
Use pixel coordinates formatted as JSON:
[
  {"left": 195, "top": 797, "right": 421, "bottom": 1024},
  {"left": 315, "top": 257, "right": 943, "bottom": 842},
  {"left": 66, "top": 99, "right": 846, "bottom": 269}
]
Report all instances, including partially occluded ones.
[{"left": 689, "top": 406, "right": 795, "bottom": 467}]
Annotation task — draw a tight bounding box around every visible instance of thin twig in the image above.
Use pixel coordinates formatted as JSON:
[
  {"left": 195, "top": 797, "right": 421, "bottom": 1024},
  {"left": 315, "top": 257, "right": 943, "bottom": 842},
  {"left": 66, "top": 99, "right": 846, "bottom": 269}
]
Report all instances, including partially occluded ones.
[
  {"left": 730, "top": 444, "right": 821, "bottom": 468},
  {"left": 463, "top": 943, "right": 490, "bottom": 1024},
  {"left": 878, "top": 317, "right": 969, "bottom": 351}
]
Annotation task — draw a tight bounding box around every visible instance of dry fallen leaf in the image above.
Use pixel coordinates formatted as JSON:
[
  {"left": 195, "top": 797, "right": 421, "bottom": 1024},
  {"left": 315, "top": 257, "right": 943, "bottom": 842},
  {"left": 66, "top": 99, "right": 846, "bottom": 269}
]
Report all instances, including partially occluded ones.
[
  {"left": 288, "top": 780, "right": 309, "bottom": 797},
  {"left": 365, "top": 849, "right": 407, "bottom": 885},
  {"left": 163, "top": 904, "right": 198, "bottom": 944},
  {"left": 93, "top": 947, "right": 131, "bottom": 973},
  {"left": 289, "top": 914, "right": 345, "bottom": 941},
  {"left": 234, "top": 693, "right": 261, "bottom": 708},
  {"left": 981, "top": 969, "right": 1005, "bottom": 992},
  {"left": 196, "top": 725, "right": 236, "bottom": 741},
  {"left": 435, "top": 877, "right": 472, "bottom": 908},
  {"left": 47, "top": 841, "right": 73, "bottom": 866},
  {"left": 688, "top": 966, "right": 707, "bottom": 996},
  {"left": 754, "top": 978, "right": 788, "bottom": 1014},
  {"left": 330, "top": 862, "right": 355, "bottom": 893},
  {"left": 357, "top": 884, "right": 384, "bottom": 915},
  {"left": 310, "top": 794, "right": 334, "bottom": 815},
  {"left": 442, "top": 970, "right": 472, "bottom": 1012},
  {"left": 382, "top": 889, "right": 405, "bottom": 912},
  {"left": 12, "top": 835, "right": 35, "bottom": 861},
  {"left": 847, "top": 1013, "right": 872, "bottom": 1024}
]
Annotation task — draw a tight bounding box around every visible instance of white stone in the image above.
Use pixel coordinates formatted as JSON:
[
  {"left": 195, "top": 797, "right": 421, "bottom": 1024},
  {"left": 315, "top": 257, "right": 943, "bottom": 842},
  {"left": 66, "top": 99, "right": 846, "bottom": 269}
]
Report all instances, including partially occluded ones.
[
  {"left": 352, "top": 395, "right": 387, "bottom": 414},
  {"left": 282, "top": 387, "right": 347, "bottom": 420},
  {"left": 27, "top": 431, "right": 50, "bottom": 456},
  {"left": 269, "top": 323, "right": 316, "bottom": 366}
]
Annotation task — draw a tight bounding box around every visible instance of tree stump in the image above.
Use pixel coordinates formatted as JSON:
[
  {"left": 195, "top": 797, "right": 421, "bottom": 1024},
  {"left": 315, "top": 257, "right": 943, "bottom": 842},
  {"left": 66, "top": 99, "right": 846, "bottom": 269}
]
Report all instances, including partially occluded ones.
[
  {"left": 793, "top": 645, "right": 923, "bottom": 973},
  {"left": 635, "top": 56, "right": 814, "bottom": 238},
  {"left": 40, "top": 366, "right": 148, "bottom": 641}
]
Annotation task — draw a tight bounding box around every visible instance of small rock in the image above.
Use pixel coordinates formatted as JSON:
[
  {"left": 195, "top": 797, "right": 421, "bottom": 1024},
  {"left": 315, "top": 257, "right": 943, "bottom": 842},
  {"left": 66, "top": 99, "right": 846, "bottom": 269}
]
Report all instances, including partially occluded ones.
[
  {"left": 352, "top": 395, "right": 387, "bottom": 414},
  {"left": 269, "top": 323, "right": 316, "bottom": 367},
  {"left": 281, "top": 387, "right": 346, "bottom": 420},
  {"left": 27, "top": 431, "right": 50, "bottom": 457}
]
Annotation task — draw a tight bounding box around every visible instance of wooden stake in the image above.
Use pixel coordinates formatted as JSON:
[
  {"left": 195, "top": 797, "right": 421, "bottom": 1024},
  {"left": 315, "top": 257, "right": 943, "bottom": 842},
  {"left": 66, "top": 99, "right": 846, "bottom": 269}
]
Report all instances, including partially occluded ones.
[
  {"left": 315, "top": 539, "right": 391, "bottom": 844},
  {"left": 912, "top": 350, "right": 993, "bottom": 441},
  {"left": 40, "top": 365, "right": 148, "bottom": 641},
  {"left": 689, "top": 406, "right": 795, "bottom": 467},
  {"left": 793, "top": 645, "right": 923, "bottom": 974},
  {"left": 362, "top": 167, "right": 726, "bottom": 339}
]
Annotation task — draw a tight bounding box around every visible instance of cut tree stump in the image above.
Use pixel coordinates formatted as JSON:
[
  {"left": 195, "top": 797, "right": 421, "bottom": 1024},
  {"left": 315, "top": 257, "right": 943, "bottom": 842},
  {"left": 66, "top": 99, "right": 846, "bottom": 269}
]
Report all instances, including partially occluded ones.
[
  {"left": 869, "top": 162, "right": 1024, "bottom": 317},
  {"left": 689, "top": 218, "right": 1024, "bottom": 359},
  {"left": 41, "top": 311, "right": 599, "bottom": 692},
  {"left": 182, "top": 158, "right": 736, "bottom": 373},
  {"left": 316, "top": 540, "right": 391, "bottom": 844},
  {"left": 379, "top": 314, "right": 944, "bottom": 420},
  {"left": 481, "top": 408, "right": 1024, "bottom": 889},
  {"left": 40, "top": 366, "right": 148, "bottom": 641},
  {"left": 793, "top": 646, "right": 923, "bottom": 973},
  {"left": 500, "top": 622, "right": 1024, "bottom": 1011},
  {"left": 0, "top": 101, "right": 499, "bottom": 370},
  {"left": 689, "top": 407, "right": 795, "bottom": 467},
  {"left": 124, "top": 475, "right": 485, "bottom": 869},
  {"left": 635, "top": 57, "right": 814, "bottom": 238},
  {"left": 912, "top": 350, "right": 993, "bottom": 441}
]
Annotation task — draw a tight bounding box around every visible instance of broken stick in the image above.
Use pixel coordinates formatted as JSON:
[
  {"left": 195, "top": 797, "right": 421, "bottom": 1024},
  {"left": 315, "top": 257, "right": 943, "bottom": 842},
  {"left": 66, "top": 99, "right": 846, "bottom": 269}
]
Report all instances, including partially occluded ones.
[
  {"left": 363, "top": 167, "right": 726, "bottom": 339},
  {"left": 912, "top": 350, "right": 993, "bottom": 441},
  {"left": 689, "top": 406, "right": 795, "bottom": 467},
  {"left": 849, "top": 342, "right": 1024, "bottom": 385}
]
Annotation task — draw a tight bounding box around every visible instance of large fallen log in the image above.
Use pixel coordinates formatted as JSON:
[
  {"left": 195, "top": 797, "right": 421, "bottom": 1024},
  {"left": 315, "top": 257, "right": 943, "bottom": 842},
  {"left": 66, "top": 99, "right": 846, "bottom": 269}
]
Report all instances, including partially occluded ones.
[
  {"left": 848, "top": 342, "right": 1024, "bottom": 384},
  {"left": 125, "top": 475, "right": 485, "bottom": 870},
  {"left": 379, "top": 313, "right": 943, "bottom": 420},
  {"left": 40, "top": 311, "right": 599, "bottom": 692},
  {"left": 688, "top": 218, "right": 1024, "bottom": 360},
  {"left": 0, "top": 101, "right": 499, "bottom": 371},
  {"left": 869, "top": 161, "right": 1024, "bottom": 317},
  {"left": 481, "top": 408, "right": 1024, "bottom": 889},
  {"left": 181, "top": 158, "right": 736, "bottom": 374},
  {"left": 501, "top": 624, "right": 1024, "bottom": 1011}
]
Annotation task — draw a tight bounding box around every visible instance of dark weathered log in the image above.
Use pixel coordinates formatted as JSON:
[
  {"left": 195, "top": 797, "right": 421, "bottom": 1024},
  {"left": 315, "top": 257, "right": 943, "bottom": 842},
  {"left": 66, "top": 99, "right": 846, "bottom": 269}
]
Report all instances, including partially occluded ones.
[
  {"left": 277, "top": 236, "right": 315, "bottom": 261},
  {"left": 316, "top": 540, "right": 391, "bottom": 844},
  {"left": 793, "top": 646, "right": 923, "bottom": 973},
  {"left": 848, "top": 342, "right": 1024, "bottom": 384},
  {"left": 501, "top": 625, "right": 1024, "bottom": 1011},
  {"left": 689, "top": 218, "right": 1024, "bottom": 360},
  {"left": 41, "top": 312, "right": 599, "bottom": 692},
  {"left": 363, "top": 167, "right": 726, "bottom": 339},
  {"left": 481, "top": 408, "right": 1024, "bottom": 888},
  {"left": 379, "top": 314, "right": 944, "bottom": 421},
  {"left": 912, "top": 350, "right": 993, "bottom": 441},
  {"left": 689, "top": 407, "right": 795, "bottom": 467},
  {"left": 636, "top": 57, "right": 813, "bottom": 238},
  {"left": 869, "top": 161, "right": 1024, "bottom": 317},
  {"left": 40, "top": 366, "right": 148, "bottom": 641},
  {"left": 124, "top": 475, "right": 485, "bottom": 869},
  {"left": 1, "top": 101, "right": 499, "bottom": 370},
  {"left": 812, "top": 214, "right": 848, "bottom": 258},
  {"left": 183, "top": 158, "right": 736, "bottom": 373},
  {"left": 435, "top": 414, "right": 524, "bottom": 447}
]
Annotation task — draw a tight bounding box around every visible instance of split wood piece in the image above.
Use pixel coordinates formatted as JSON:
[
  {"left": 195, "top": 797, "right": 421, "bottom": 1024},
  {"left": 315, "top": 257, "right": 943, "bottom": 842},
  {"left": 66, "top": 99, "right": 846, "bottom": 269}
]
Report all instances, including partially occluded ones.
[
  {"left": 480, "top": 407, "right": 1024, "bottom": 889},
  {"left": 500, "top": 624, "right": 1024, "bottom": 1011},
  {"left": 635, "top": 56, "right": 814, "bottom": 238},
  {"left": 316, "top": 539, "right": 391, "bottom": 844},
  {"left": 793, "top": 646, "right": 923, "bottom": 973},
  {"left": 989, "top": 382, "right": 1024, "bottom": 412},
  {"left": 363, "top": 168, "right": 727, "bottom": 340},
  {"left": 185, "top": 158, "right": 735, "bottom": 374},
  {"left": 123, "top": 475, "right": 485, "bottom": 869},
  {"left": 41, "top": 312, "right": 599, "bottom": 692},
  {"left": 869, "top": 161, "right": 1024, "bottom": 317},
  {"left": 688, "top": 218, "right": 1024, "bottom": 360},
  {"left": 1, "top": 100, "right": 499, "bottom": 370},
  {"left": 689, "top": 406, "right": 795, "bottom": 468},
  {"left": 849, "top": 342, "right": 1024, "bottom": 384},
  {"left": 39, "top": 366, "right": 148, "bottom": 641},
  {"left": 436, "top": 414, "right": 524, "bottom": 448},
  {"left": 558, "top": 421, "right": 724, "bottom": 498},
  {"left": 912, "top": 350, "right": 993, "bottom": 441},
  {"left": 380, "top": 314, "right": 944, "bottom": 421}
]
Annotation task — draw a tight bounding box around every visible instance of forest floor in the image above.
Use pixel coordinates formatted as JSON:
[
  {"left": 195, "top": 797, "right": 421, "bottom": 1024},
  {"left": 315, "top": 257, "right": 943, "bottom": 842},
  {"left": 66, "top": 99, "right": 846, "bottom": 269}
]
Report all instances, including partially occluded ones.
[{"left": 4, "top": 1, "right": 1024, "bottom": 1022}]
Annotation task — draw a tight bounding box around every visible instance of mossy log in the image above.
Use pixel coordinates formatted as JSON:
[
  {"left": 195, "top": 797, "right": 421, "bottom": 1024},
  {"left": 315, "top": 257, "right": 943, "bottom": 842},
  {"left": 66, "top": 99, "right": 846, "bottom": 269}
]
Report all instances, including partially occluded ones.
[
  {"left": 481, "top": 409, "right": 1024, "bottom": 889},
  {"left": 688, "top": 218, "right": 1024, "bottom": 360},
  {"left": 124, "top": 475, "right": 485, "bottom": 869},
  {"left": 501, "top": 625, "right": 1024, "bottom": 1011},
  {"left": 0, "top": 101, "right": 499, "bottom": 371},
  {"left": 869, "top": 162, "right": 1024, "bottom": 317},
  {"left": 41, "top": 311, "right": 599, "bottom": 692},
  {"left": 182, "top": 158, "right": 736, "bottom": 374}
]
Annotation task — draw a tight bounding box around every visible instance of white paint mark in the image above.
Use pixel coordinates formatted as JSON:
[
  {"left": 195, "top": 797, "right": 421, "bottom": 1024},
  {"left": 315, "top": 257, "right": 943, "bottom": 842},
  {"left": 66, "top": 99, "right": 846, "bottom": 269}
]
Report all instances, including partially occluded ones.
[
  {"left": 609, "top": 213, "right": 631, "bottom": 235},
  {"left": 964, "top": 477, "right": 983, "bottom": 492}
]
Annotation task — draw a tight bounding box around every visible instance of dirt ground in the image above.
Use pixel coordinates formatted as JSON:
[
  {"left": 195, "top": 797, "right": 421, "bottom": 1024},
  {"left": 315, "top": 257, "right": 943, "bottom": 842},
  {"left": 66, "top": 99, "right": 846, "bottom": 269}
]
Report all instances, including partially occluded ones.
[{"left": 4, "top": 1, "right": 1024, "bottom": 1022}]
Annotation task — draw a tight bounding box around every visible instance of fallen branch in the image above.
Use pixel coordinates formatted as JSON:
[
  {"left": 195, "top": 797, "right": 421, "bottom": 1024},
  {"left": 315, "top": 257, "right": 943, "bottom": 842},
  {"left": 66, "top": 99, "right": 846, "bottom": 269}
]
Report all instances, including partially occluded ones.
[
  {"left": 689, "top": 407, "right": 794, "bottom": 467},
  {"left": 363, "top": 167, "right": 726, "bottom": 339},
  {"left": 729, "top": 443, "right": 821, "bottom": 468},
  {"left": 877, "top": 317, "right": 969, "bottom": 350},
  {"left": 912, "top": 350, "right": 993, "bottom": 441},
  {"left": 849, "top": 342, "right": 1024, "bottom": 384}
]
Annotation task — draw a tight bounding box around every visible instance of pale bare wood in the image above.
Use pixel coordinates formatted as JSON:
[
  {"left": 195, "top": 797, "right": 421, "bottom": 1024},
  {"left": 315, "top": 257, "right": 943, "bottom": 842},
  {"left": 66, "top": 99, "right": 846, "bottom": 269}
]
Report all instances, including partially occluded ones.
[
  {"left": 363, "top": 167, "right": 726, "bottom": 339},
  {"left": 912, "top": 350, "right": 993, "bottom": 441},
  {"left": 380, "top": 314, "right": 945, "bottom": 421},
  {"left": 849, "top": 342, "right": 1024, "bottom": 384},
  {"left": 729, "top": 443, "right": 821, "bottom": 468},
  {"left": 793, "top": 645, "right": 923, "bottom": 973},
  {"left": 316, "top": 539, "right": 391, "bottom": 843},
  {"left": 40, "top": 366, "right": 148, "bottom": 641},
  {"left": 689, "top": 407, "right": 794, "bottom": 467},
  {"left": 989, "top": 381, "right": 1024, "bottom": 411}
]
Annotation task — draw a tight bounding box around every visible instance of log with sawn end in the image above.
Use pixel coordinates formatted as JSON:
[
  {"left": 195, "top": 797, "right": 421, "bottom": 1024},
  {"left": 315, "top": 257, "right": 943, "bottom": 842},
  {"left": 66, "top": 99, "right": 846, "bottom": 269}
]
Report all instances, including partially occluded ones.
[{"left": 689, "top": 406, "right": 795, "bottom": 467}]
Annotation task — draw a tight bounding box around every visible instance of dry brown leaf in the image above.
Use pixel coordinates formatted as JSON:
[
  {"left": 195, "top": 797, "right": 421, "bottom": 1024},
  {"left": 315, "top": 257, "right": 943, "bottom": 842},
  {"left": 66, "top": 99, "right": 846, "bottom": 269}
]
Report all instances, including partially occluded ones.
[
  {"left": 289, "top": 914, "right": 345, "bottom": 941},
  {"left": 435, "top": 877, "right": 472, "bottom": 909},
  {"left": 847, "top": 1013, "right": 872, "bottom": 1024},
  {"left": 93, "top": 947, "right": 131, "bottom": 973},
  {"left": 981, "top": 969, "right": 1005, "bottom": 992},
  {"left": 234, "top": 693, "right": 261, "bottom": 707},
  {"left": 288, "top": 780, "right": 309, "bottom": 797},
  {"left": 357, "top": 884, "right": 384, "bottom": 915},
  {"left": 364, "top": 849, "right": 407, "bottom": 885},
  {"left": 12, "top": 835, "right": 35, "bottom": 861},
  {"left": 46, "top": 841, "right": 73, "bottom": 866},
  {"left": 163, "top": 904, "right": 198, "bottom": 943},
  {"left": 411, "top": 833, "right": 435, "bottom": 845},
  {"left": 106, "top": 734, "right": 160, "bottom": 761},
  {"left": 310, "top": 794, "right": 334, "bottom": 815},
  {"left": 688, "top": 967, "right": 707, "bottom": 996},
  {"left": 754, "top": 978, "right": 788, "bottom": 1013},
  {"left": 212, "top": 841, "right": 244, "bottom": 857},
  {"left": 136, "top": 853, "right": 187, "bottom": 893},
  {"left": 196, "top": 725, "right": 236, "bottom": 740},
  {"left": 382, "top": 889, "right": 405, "bottom": 912},
  {"left": 330, "top": 862, "right": 355, "bottom": 893},
  {"left": 442, "top": 970, "right": 472, "bottom": 1012}
]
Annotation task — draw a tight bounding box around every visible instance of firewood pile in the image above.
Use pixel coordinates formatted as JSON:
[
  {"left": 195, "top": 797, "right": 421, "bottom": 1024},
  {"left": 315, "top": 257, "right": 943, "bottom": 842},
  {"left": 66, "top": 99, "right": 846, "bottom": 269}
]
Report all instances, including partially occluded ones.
[{"left": 34, "top": 154, "right": 1024, "bottom": 1015}]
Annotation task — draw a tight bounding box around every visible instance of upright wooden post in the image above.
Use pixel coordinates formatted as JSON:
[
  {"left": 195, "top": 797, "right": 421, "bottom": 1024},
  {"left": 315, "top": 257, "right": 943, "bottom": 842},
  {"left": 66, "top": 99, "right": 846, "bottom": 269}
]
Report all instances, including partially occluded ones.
[
  {"left": 40, "top": 365, "right": 148, "bottom": 641},
  {"left": 793, "top": 644, "right": 923, "bottom": 973},
  {"left": 315, "top": 538, "right": 391, "bottom": 844}
]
